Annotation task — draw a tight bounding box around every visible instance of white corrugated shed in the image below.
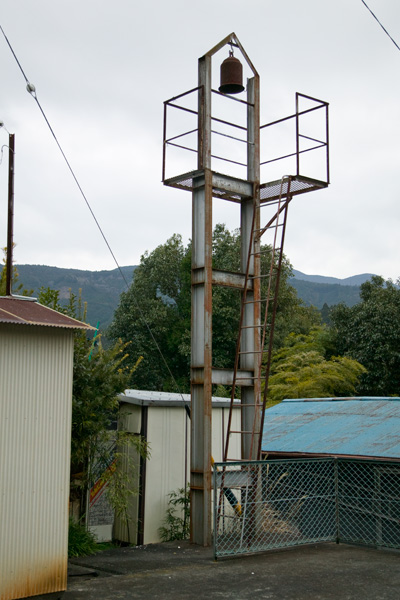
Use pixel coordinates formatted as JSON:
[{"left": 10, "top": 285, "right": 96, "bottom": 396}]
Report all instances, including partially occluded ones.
[
  {"left": 113, "top": 390, "right": 240, "bottom": 545},
  {"left": 0, "top": 298, "right": 90, "bottom": 600}
]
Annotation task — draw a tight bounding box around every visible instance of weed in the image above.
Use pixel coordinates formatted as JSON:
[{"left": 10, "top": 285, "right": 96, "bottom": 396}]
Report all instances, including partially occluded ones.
[
  {"left": 68, "top": 519, "right": 99, "bottom": 558},
  {"left": 158, "top": 486, "right": 190, "bottom": 542}
]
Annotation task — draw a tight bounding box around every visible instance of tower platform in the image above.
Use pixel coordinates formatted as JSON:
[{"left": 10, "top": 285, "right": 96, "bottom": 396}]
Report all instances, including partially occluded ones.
[{"left": 163, "top": 170, "right": 328, "bottom": 204}]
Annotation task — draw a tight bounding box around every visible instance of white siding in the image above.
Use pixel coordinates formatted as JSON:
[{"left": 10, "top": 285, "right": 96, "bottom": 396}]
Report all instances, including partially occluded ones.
[
  {"left": 144, "top": 406, "right": 188, "bottom": 544},
  {"left": 0, "top": 324, "right": 74, "bottom": 600},
  {"left": 115, "top": 402, "right": 241, "bottom": 545},
  {"left": 140, "top": 405, "right": 240, "bottom": 545},
  {"left": 143, "top": 405, "right": 241, "bottom": 544}
]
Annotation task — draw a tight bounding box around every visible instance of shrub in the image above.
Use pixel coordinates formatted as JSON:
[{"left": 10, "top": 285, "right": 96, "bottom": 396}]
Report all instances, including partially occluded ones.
[
  {"left": 68, "top": 519, "right": 99, "bottom": 558},
  {"left": 158, "top": 486, "right": 190, "bottom": 542}
]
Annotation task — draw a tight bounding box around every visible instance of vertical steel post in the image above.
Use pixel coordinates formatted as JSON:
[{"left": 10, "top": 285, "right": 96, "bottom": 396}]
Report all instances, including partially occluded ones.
[
  {"left": 335, "top": 458, "right": 340, "bottom": 544},
  {"left": 162, "top": 102, "right": 168, "bottom": 182},
  {"left": 325, "top": 103, "right": 330, "bottom": 184},
  {"left": 137, "top": 406, "right": 148, "bottom": 546},
  {"left": 6, "top": 133, "right": 15, "bottom": 296},
  {"left": 240, "top": 77, "right": 260, "bottom": 460},
  {"left": 373, "top": 466, "right": 383, "bottom": 546},
  {"left": 190, "top": 54, "right": 213, "bottom": 546},
  {"left": 295, "top": 93, "right": 300, "bottom": 177}
]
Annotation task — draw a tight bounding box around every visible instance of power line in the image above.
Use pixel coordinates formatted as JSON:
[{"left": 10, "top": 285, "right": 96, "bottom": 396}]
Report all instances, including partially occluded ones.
[
  {"left": 0, "top": 25, "right": 30, "bottom": 83},
  {"left": 0, "top": 23, "right": 189, "bottom": 404},
  {"left": 360, "top": 0, "right": 400, "bottom": 52},
  {"left": 0, "top": 24, "right": 129, "bottom": 287}
]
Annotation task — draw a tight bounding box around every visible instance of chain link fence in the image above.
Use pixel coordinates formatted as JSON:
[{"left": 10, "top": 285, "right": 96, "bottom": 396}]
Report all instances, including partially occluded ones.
[
  {"left": 213, "top": 458, "right": 400, "bottom": 558},
  {"left": 337, "top": 459, "right": 400, "bottom": 550}
]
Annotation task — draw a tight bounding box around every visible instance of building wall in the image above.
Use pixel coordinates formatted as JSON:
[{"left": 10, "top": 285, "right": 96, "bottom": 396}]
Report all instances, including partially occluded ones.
[
  {"left": 112, "top": 404, "right": 142, "bottom": 544},
  {"left": 144, "top": 405, "right": 188, "bottom": 544},
  {"left": 115, "top": 402, "right": 241, "bottom": 545},
  {"left": 0, "top": 324, "right": 74, "bottom": 600}
]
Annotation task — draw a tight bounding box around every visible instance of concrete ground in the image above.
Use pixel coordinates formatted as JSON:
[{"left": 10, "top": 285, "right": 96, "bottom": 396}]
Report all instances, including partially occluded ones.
[{"left": 50, "top": 541, "right": 400, "bottom": 600}]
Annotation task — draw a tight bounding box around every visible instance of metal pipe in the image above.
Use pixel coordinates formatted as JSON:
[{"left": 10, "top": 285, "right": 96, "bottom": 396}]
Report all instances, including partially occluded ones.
[
  {"left": 296, "top": 93, "right": 300, "bottom": 176},
  {"left": 6, "top": 133, "right": 15, "bottom": 296},
  {"left": 137, "top": 406, "right": 148, "bottom": 546},
  {"left": 164, "top": 85, "right": 202, "bottom": 105},
  {"left": 162, "top": 103, "right": 167, "bottom": 182},
  {"left": 326, "top": 105, "right": 330, "bottom": 184},
  {"left": 260, "top": 103, "right": 326, "bottom": 129},
  {"left": 260, "top": 143, "right": 327, "bottom": 166},
  {"left": 212, "top": 88, "right": 254, "bottom": 107},
  {"left": 335, "top": 459, "right": 340, "bottom": 544}
]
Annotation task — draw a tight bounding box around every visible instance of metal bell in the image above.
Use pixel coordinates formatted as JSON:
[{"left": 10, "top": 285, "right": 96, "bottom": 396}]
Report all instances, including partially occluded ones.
[{"left": 219, "top": 51, "right": 244, "bottom": 95}]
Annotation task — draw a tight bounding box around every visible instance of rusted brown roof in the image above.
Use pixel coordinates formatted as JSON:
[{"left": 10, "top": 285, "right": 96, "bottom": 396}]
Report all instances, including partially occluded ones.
[{"left": 0, "top": 296, "right": 93, "bottom": 330}]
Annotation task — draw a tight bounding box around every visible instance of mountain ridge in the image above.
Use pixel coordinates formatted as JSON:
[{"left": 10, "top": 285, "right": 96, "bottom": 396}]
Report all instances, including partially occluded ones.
[
  {"left": 292, "top": 269, "right": 375, "bottom": 287},
  {"left": 11, "top": 264, "right": 137, "bottom": 329},
  {"left": 2, "top": 264, "right": 376, "bottom": 329}
]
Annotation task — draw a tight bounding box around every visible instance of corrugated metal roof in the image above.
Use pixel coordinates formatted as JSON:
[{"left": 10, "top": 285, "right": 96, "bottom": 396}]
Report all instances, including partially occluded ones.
[
  {"left": 262, "top": 397, "right": 400, "bottom": 459},
  {"left": 0, "top": 296, "right": 92, "bottom": 330},
  {"left": 119, "top": 389, "right": 240, "bottom": 408}
]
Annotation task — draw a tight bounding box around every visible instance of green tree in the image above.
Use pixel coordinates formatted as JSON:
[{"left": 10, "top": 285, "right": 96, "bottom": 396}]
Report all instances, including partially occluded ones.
[
  {"left": 330, "top": 275, "right": 400, "bottom": 396},
  {"left": 267, "top": 326, "right": 366, "bottom": 403},
  {"left": 108, "top": 233, "right": 190, "bottom": 392},
  {"left": 320, "top": 302, "right": 332, "bottom": 326},
  {"left": 38, "top": 287, "right": 148, "bottom": 519},
  {"left": 0, "top": 246, "right": 33, "bottom": 296},
  {"left": 108, "top": 225, "right": 320, "bottom": 393}
]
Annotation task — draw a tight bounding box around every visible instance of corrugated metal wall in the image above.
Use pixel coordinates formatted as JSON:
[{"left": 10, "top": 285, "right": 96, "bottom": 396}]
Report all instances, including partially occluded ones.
[
  {"left": 143, "top": 405, "right": 241, "bottom": 544},
  {"left": 0, "top": 324, "right": 74, "bottom": 600},
  {"left": 114, "top": 403, "right": 241, "bottom": 545},
  {"left": 144, "top": 406, "right": 188, "bottom": 544}
]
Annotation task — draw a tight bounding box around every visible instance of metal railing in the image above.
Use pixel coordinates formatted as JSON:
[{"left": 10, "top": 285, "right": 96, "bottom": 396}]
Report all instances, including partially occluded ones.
[
  {"left": 163, "top": 90, "right": 329, "bottom": 190},
  {"left": 260, "top": 92, "right": 329, "bottom": 185},
  {"left": 162, "top": 86, "right": 253, "bottom": 182},
  {"left": 213, "top": 458, "right": 400, "bottom": 558}
]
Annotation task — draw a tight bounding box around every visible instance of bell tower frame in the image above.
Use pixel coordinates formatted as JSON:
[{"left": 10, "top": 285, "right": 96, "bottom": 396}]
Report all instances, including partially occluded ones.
[
  {"left": 190, "top": 35, "right": 260, "bottom": 545},
  {"left": 162, "top": 33, "right": 329, "bottom": 546}
]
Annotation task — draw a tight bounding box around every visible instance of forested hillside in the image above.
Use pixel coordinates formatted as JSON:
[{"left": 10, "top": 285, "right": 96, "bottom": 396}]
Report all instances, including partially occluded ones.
[
  {"left": 1, "top": 263, "right": 376, "bottom": 329},
  {"left": 289, "top": 270, "right": 377, "bottom": 308},
  {"left": 12, "top": 264, "right": 136, "bottom": 329},
  {"left": 290, "top": 279, "right": 361, "bottom": 308},
  {"left": 4, "top": 251, "right": 398, "bottom": 398}
]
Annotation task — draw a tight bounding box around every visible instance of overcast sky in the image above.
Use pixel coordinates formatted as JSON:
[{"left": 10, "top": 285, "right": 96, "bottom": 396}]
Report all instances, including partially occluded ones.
[{"left": 1, "top": 0, "right": 399, "bottom": 280}]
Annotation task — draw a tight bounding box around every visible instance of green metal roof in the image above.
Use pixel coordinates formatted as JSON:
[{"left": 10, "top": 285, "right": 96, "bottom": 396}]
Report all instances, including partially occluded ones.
[{"left": 262, "top": 398, "right": 400, "bottom": 459}]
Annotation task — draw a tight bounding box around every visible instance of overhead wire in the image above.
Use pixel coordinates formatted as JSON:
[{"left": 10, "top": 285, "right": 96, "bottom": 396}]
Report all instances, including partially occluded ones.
[
  {"left": 0, "top": 144, "right": 10, "bottom": 166},
  {"left": 0, "top": 23, "right": 190, "bottom": 409},
  {"left": 360, "top": 0, "right": 400, "bottom": 52}
]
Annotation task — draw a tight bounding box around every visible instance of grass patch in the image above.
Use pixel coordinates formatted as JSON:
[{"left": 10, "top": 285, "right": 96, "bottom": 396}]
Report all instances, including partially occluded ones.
[{"left": 68, "top": 520, "right": 100, "bottom": 558}]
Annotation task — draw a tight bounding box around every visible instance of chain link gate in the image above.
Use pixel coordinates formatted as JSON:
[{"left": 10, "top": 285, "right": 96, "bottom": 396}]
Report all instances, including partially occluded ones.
[
  {"left": 213, "top": 458, "right": 400, "bottom": 558},
  {"left": 337, "top": 459, "right": 400, "bottom": 550}
]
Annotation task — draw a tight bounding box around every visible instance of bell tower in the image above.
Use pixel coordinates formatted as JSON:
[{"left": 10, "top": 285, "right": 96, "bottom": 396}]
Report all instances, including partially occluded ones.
[{"left": 162, "top": 33, "right": 329, "bottom": 546}]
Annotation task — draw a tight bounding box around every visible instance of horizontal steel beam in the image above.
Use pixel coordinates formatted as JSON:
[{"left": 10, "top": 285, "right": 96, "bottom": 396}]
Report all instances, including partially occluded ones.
[
  {"left": 191, "top": 367, "right": 254, "bottom": 387},
  {"left": 211, "top": 172, "right": 253, "bottom": 198},
  {"left": 212, "top": 368, "right": 254, "bottom": 387},
  {"left": 214, "top": 470, "right": 251, "bottom": 488},
  {"left": 192, "top": 267, "right": 253, "bottom": 291},
  {"left": 212, "top": 269, "right": 253, "bottom": 290}
]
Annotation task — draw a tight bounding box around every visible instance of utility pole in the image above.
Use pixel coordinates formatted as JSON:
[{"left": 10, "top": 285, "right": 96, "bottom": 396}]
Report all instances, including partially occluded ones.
[{"left": 6, "top": 133, "right": 15, "bottom": 296}]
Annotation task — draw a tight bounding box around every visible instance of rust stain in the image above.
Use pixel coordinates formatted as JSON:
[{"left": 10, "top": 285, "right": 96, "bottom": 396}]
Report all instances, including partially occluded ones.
[{"left": 1, "top": 557, "right": 67, "bottom": 600}]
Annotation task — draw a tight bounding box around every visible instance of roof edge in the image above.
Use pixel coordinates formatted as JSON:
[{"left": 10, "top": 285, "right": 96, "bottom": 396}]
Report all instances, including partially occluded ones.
[
  {"left": 282, "top": 397, "right": 400, "bottom": 402},
  {"left": 0, "top": 296, "right": 94, "bottom": 330}
]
